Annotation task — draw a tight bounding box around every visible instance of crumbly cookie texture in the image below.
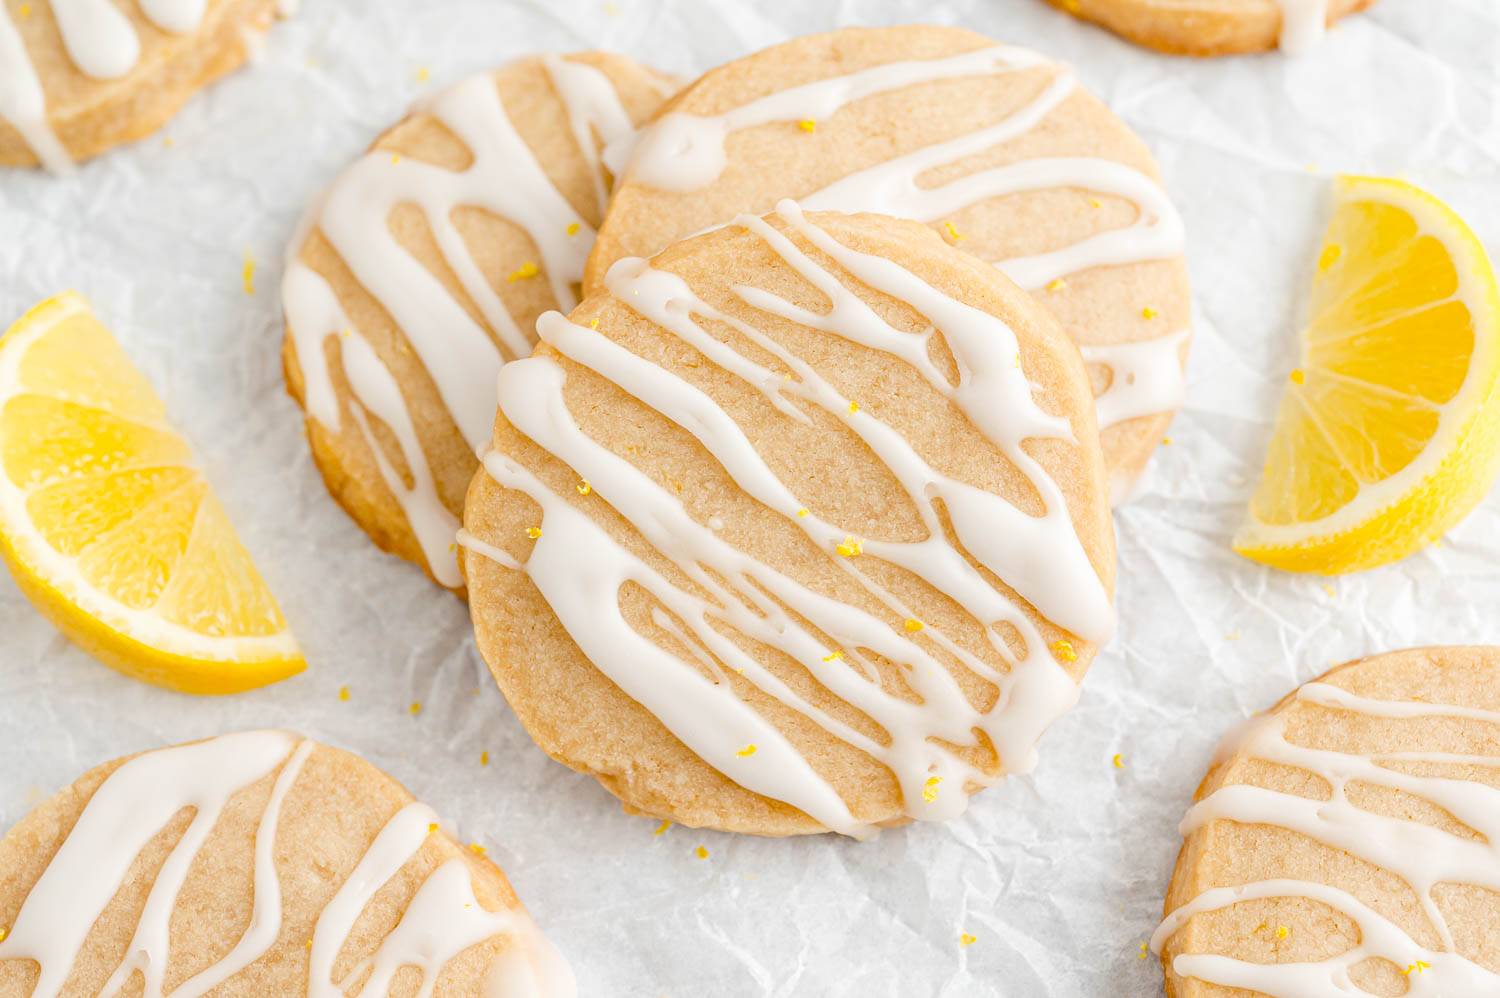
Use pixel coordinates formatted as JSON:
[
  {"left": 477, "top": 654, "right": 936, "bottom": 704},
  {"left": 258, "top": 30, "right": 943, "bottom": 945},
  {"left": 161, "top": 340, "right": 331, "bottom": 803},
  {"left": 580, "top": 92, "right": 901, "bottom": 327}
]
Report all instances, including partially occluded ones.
[
  {"left": 0, "top": 732, "right": 574, "bottom": 995},
  {"left": 281, "top": 53, "right": 675, "bottom": 590},
  {"left": 0, "top": 0, "right": 278, "bottom": 169},
  {"left": 463, "top": 206, "right": 1115, "bottom": 838},
  {"left": 1044, "top": 0, "right": 1378, "bottom": 57},
  {"left": 1157, "top": 646, "right": 1500, "bottom": 997},
  {"left": 589, "top": 25, "right": 1191, "bottom": 494}
]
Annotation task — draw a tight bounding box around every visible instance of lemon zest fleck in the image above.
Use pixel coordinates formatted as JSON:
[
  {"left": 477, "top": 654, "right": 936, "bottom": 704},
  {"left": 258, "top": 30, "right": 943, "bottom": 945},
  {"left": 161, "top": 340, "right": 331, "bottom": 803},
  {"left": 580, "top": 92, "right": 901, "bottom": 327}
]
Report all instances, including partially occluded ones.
[
  {"left": 822, "top": 649, "right": 844, "bottom": 663},
  {"left": 507, "top": 261, "right": 540, "bottom": 282},
  {"left": 1289, "top": 368, "right": 1307, "bottom": 385},
  {"left": 338, "top": 685, "right": 350, "bottom": 702},
  {"left": 1112, "top": 753, "right": 1125, "bottom": 769},
  {"left": 1275, "top": 925, "right": 1289, "bottom": 940},
  {"left": 577, "top": 480, "right": 592, "bottom": 495},
  {"left": 736, "top": 744, "right": 757, "bottom": 757},
  {"left": 904, "top": 618, "right": 925, "bottom": 633},
  {"left": 960, "top": 932, "right": 977, "bottom": 947},
  {"left": 836, "top": 536, "right": 863, "bottom": 558},
  {"left": 922, "top": 775, "right": 942, "bottom": 803},
  {"left": 428, "top": 822, "right": 438, "bottom": 834},
  {"left": 416, "top": 66, "right": 430, "bottom": 83},
  {"left": 589, "top": 317, "right": 600, "bottom": 330},
  {"left": 848, "top": 400, "right": 860, "bottom": 414},
  {"left": 1053, "top": 639, "right": 1078, "bottom": 663},
  {"left": 409, "top": 701, "right": 422, "bottom": 716},
  {"left": 796, "top": 507, "right": 809, "bottom": 518},
  {"left": 654, "top": 820, "right": 671, "bottom": 836},
  {"left": 567, "top": 222, "right": 581, "bottom": 236},
  {"left": 695, "top": 845, "right": 709, "bottom": 860},
  {"left": 1046, "top": 278, "right": 1067, "bottom": 292},
  {"left": 526, "top": 526, "right": 542, "bottom": 539},
  {"left": 242, "top": 252, "right": 256, "bottom": 296},
  {"left": 480, "top": 751, "right": 490, "bottom": 766},
  {"left": 943, "top": 220, "right": 964, "bottom": 242},
  {"left": 1138, "top": 942, "right": 1148, "bottom": 960},
  {"left": 469, "top": 842, "right": 486, "bottom": 855},
  {"left": 1142, "top": 306, "right": 1159, "bottom": 320},
  {"left": 798, "top": 119, "right": 816, "bottom": 133}
]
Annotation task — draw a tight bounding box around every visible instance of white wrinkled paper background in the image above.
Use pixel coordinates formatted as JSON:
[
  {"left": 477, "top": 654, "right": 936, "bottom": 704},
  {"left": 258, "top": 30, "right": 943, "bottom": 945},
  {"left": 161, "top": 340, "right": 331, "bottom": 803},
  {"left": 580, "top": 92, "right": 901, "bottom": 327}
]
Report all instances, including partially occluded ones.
[{"left": 3, "top": 0, "right": 1499, "bottom": 994}]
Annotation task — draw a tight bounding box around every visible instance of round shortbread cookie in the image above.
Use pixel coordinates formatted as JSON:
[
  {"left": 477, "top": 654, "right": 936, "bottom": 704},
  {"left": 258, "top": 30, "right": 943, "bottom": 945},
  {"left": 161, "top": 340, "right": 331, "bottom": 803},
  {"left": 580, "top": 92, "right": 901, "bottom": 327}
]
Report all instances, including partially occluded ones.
[
  {"left": 0, "top": 0, "right": 277, "bottom": 171},
  {"left": 461, "top": 204, "right": 1116, "bottom": 838},
  {"left": 587, "top": 25, "right": 1192, "bottom": 499},
  {"left": 0, "top": 731, "right": 574, "bottom": 996},
  {"left": 1045, "top": 0, "right": 1378, "bottom": 57},
  {"left": 1154, "top": 646, "right": 1500, "bottom": 997},
  {"left": 281, "top": 53, "right": 676, "bottom": 590}
]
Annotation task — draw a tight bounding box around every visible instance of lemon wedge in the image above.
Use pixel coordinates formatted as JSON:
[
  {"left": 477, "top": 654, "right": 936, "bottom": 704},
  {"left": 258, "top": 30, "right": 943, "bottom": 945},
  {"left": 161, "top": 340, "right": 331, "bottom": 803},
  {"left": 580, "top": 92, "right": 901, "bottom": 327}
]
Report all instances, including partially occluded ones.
[
  {"left": 1236, "top": 176, "right": 1500, "bottom": 573},
  {"left": 0, "top": 293, "right": 303, "bottom": 693}
]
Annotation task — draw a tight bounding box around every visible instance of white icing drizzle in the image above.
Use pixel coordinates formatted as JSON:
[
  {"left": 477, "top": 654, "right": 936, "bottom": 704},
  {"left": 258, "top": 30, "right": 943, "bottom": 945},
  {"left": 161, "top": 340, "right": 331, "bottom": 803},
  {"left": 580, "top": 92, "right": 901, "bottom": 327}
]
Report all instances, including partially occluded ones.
[
  {"left": 608, "top": 43, "right": 1189, "bottom": 448},
  {"left": 1278, "top": 0, "right": 1331, "bottom": 54},
  {"left": 1080, "top": 330, "right": 1189, "bottom": 430},
  {"left": 0, "top": 0, "right": 212, "bottom": 172},
  {"left": 543, "top": 54, "right": 637, "bottom": 218},
  {"left": 1152, "top": 681, "right": 1500, "bottom": 995},
  {"left": 465, "top": 202, "right": 1113, "bottom": 835},
  {"left": 0, "top": 733, "right": 572, "bottom": 997},
  {"left": 283, "top": 58, "right": 638, "bottom": 585}
]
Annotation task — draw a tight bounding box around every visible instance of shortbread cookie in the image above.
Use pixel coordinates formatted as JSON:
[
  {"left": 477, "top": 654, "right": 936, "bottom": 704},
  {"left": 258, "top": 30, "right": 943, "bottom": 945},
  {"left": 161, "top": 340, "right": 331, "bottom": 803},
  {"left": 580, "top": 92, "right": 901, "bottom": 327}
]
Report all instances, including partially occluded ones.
[
  {"left": 0, "top": 0, "right": 277, "bottom": 171},
  {"left": 589, "top": 26, "right": 1191, "bottom": 499},
  {"left": 282, "top": 53, "right": 676, "bottom": 589},
  {"left": 0, "top": 731, "right": 574, "bottom": 996},
  {"left": 461, "top": 204, "right": 1116, "bottom": 837},
  {"left": 1154, "top": 646, "right": 1500, "bottom": 996},
  {"left": 1047, "top": 0, "right": 1378, "bottom": 56}
]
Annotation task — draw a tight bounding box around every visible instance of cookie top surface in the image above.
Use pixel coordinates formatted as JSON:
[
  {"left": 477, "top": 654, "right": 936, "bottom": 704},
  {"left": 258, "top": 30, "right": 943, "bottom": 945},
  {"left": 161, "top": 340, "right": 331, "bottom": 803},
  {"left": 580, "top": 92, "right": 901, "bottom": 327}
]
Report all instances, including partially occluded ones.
[
  {"left": 1155, "top": 646, "right": 1500, "bottom": 997},
  {"left": 1046, "top": 0, "right": 1377, "bottom": 57},
  {"left": 462, "top": 204, "right": 1115, "bottom": 838},
  {"left": 588, "top": 25, "right": 1191, "bottom": 493},
  {"left": 0, "top": 0, "right": 271, "bottom": 170},
  {"left": 281, "top": 53, "right": 674, "bottom": 588},
  {"left": 0, "top": 731, "right": 573, "bottom": 998}
]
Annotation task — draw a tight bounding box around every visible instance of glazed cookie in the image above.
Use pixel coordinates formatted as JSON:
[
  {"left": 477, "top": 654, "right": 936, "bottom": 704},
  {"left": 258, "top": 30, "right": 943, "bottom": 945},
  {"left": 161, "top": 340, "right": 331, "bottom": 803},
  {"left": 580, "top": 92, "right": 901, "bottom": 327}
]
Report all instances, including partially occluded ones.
[
  {"left": 0, "top": 0, "right": 277, "bottom": 171},
  {"left": 0, "top": 731, "right": 574, "bottom": 996},
  {"left": 1046, "top": 0, "right": 1378, "bottom": 56},
  {"left": 461, "top": 203, "right": 1116, "bottom": 838},
  {"left": 1154, "top": 646, "right": 1500, "bottom": 996},
  {"left": 589, "top": 25, "right": 1191, "bottom": 500},
  {"left": 282, "top": 53, "right": 676, "bottom": 590}
]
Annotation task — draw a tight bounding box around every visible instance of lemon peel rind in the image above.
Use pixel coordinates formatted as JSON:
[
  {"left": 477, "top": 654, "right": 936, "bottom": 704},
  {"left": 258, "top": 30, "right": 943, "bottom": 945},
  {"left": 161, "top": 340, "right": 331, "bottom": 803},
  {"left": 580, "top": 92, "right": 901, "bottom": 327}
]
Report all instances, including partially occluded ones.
[
  {"left": 1236, "top": 177, "right": 1500, "bottom": 573},
  {"left": 0, "top": 293, "right": 303, "bottom": 690}
]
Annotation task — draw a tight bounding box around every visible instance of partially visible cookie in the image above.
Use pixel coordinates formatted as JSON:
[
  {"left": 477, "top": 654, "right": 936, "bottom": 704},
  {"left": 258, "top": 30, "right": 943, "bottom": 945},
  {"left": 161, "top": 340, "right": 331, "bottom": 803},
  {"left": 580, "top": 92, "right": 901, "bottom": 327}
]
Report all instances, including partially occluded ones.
[
  {"left": 0, "top": 731, "right": 574, "bottom": 996},
  {"left": 1045, "top": 0, "right": 1378, "bottom": 56},
  {"left": 1155, "top": 646, "right": 1500, "bottom": 997},
  {"left": 462, "top": 204, "right": 1116, "bottom": 837},
  {"left": 589, "top": 25, "right": 1192, "bottom": 499},
  {"left": 282, "top": 53, "right": 676, "bottom": 589},
  {"left": 0, "top": 0, "right": 277, "bottom": 171}
]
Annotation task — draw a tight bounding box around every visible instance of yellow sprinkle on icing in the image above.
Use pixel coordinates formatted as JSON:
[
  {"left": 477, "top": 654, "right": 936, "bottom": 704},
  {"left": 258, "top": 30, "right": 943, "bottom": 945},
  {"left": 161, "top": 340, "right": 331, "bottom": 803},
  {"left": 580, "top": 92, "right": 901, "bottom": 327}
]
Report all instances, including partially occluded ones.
[
  {"left": 409, "top": 702, "right": 422, "bottom": 716},
  {"left": 1052, "top": 639, "right": 1077, "bottom": 663},
  {"left": 1112, "top": 753, "right": 1124, "bottom": 769},
  {"left": 416, "top": 66, "right": 430, "bottom": 83},
  {"left": 480, "top": 751, "right": 490, "bottom": 766},
  {"left": 798, "top": 119, "right": 816, "bottom": 133},
  {"left": 654, "top": 820, "right": 671, "bottom": 836},
  {"left": 1275, "top": 925, "right": 1289, "bottom": 940},
  {"left": 695, "top": 845, "right": 709, "bottom": 860},
  {"left": 338, "top": 685, "right": 350, "bottom": 702},
  {"left": 1289, "top": 368, "right": 1306, "bottom": 385},
  {"left": 736, "top": 744, "right": 757, "bottom": 757},
  {"left": 943, "top": 220, "right": 964, "bottom": 242},
  {"left": 904, "top": 618, "right": 925, "bottom": 633},
  {"left": 1319, "top": 243, "right": 1343, "bottom": 271},
  {"left": 241, "top": 252, "right": 256, "bottom": 296},
  {"left": 848, "top": 400, "right": 860, "bottom": 414},
  {"left": 836, "top": 536, "right": 863, "bottom": 558},
  {"left": 577, "top": 480, "right": 592, "bottom": 495},
  {"left": 822, "top": 649, "right": 844, "bottom": 663},
  {"left": 508, "top": 261, "right": 540, "bottom": 282},
  {"left": 589, "top": 317, "right": 600, "bottom": 330},
  {"left": 526, "top": 526, "right": 542, "bottom": 539},
  {"left": 922, "top": 775, "right": 942, "bottom": 803},
  {"left": 567, "top": 222, "right": 581, "bottom": 236},
  {"left": 960, "top": 932, "right": 977, "bottom": 947},
  {"left": 469, "top": 842, "right": 486, "bottom": 855},
  {"left": 796, "top": 508, "right": 809, "bottom": 518},
  {"left": 1141, "top": 306, "right": 1159, "bottom": 320}
]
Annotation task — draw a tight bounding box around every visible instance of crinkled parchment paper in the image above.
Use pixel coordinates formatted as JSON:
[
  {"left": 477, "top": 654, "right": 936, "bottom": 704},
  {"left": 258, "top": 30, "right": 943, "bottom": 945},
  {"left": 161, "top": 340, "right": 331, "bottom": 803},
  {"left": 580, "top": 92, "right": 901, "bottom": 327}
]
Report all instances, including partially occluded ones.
[{"left": 2, "top": 0, "right": 1499, "bottom": 994}]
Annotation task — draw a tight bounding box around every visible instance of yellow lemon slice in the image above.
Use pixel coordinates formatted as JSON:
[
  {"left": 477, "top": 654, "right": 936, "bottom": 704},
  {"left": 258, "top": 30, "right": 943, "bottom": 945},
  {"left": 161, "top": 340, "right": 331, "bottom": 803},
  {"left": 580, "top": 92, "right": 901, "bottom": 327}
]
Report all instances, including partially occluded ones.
[
  {"left": 1236, "top": 176, "right": 1500, "bottom": 574},
  {"left": 0, "top": 293, "right": 303, "bottom": 693}
]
